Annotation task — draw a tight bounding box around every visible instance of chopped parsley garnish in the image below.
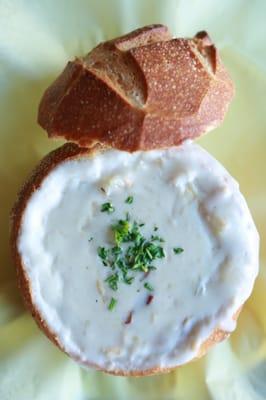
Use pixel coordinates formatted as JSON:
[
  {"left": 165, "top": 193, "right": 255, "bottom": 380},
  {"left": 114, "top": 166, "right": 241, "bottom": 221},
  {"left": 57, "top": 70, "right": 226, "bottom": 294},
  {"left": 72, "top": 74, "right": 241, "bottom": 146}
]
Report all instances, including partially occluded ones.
[
  {"left": 88, "top": 237, "right": 93, "bottom": 242},
  {"left": 101, "top": 202, "right": 115, "bottom": 214},
  {"left": 97, "top": 212, "right": 165, "bottom": 303},
  {"left": 111, "top": 246, "right": 122, "bottom": 256},
  {"left": 151, "top": 235, "right": 165, "bottom": 243},
  {"left": 96, "top": 196, "right": 168, "bottom": 311},
  {"left": 173, "top": 247, "right": 184, "bottom": 254},
  {"left": 98, "top": 246, "right": 108, "bottom": 261},
  {"left": 112, "top": 219, "right": 131, "bottom": 244},
  {"left": 108, "top": 297, "right": 117, "bottom": 311},
  {"left": 144, "top": 282, "right": 153, "bottom": 291},
  {"left": 125, "top": 196, "right": 134, "bottom": 204},
  {"left": 105, "top": 273, "right": 119, "bottom": 291}
]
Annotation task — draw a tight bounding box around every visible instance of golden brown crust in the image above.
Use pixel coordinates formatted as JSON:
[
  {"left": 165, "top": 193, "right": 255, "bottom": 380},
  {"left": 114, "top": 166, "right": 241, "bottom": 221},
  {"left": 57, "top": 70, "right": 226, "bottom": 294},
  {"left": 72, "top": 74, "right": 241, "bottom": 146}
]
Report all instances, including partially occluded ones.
[
  {"left": 38, "top": 25, "right": 234, "bottom": 152},
  {"left": 10, "top": 143, "right": 240, "bottom": 376}
]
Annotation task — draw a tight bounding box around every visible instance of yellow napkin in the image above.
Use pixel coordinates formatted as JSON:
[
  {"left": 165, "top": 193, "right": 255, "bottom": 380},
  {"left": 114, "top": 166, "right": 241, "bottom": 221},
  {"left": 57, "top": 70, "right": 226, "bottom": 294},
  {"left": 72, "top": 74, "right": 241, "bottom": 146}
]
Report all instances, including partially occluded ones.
[{"left": 0, "top": 1, "right": 265, "bottom": 399}]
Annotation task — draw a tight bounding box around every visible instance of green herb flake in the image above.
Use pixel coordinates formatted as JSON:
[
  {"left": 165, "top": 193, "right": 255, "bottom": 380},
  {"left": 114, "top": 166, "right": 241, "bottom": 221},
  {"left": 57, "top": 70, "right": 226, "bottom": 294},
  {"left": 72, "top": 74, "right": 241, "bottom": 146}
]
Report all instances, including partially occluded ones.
[
  {"left": 112, "top": 219, "right": 131, "bottom": 245},
  {"left": 173, "top": 247, "right": 184, "bottom": 254},
  {"left": 124, "top": 276, "right": 134, "bottom": 285},
  {"left": 108, "top": 297, "right": 117, "bottom": 311},
  {"left": 97, "top": 247, "right": 108, "bottom": 260},
  {"left": 88, "top": 237, "right": 93, "bottom": 242},
  {"left": 154, "top": 226, "right": 158, "bottom": 231},
  {"left": 105, "top": 273, "right": 119, "bottom": 291},
  {"left": 101, "top": 202, "right": 115, "bottom": 214},
  {"left": 151, "top": 235, "right": 165, "bottom": 243},
  {"left": 125, "top": 196, "right": 134, "bottom": 204},
  {"left": 144, "top": 282, "right": 154, "bottom": 291},
  {"left": 111, "top": 246, "right": 122, "bottom": 256}
]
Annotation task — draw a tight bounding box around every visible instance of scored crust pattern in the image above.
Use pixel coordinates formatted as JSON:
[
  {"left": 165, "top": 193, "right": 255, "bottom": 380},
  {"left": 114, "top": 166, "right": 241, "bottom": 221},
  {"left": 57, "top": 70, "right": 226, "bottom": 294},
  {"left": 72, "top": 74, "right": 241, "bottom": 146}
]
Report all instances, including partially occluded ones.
[{"left": 38, "top": 25, "right": 234, "bottom": 151}]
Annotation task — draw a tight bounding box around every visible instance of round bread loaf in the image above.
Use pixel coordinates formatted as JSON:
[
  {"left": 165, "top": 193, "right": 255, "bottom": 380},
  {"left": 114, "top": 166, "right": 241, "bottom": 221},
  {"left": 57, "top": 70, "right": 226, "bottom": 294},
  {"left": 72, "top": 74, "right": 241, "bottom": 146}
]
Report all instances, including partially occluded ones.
[
  {"left": 10, "top": 142, "right": 259, "bottom": 375},
  {"left": 38, "top": 25, "right": 234, "bottom": 151}
]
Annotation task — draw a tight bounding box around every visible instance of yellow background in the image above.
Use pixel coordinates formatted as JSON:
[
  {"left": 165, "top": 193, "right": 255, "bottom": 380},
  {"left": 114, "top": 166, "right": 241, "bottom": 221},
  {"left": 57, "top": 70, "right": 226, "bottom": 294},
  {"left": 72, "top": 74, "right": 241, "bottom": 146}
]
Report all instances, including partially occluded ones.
[{"left": 0, "top": 0, "right": 265, "bottom": 398}]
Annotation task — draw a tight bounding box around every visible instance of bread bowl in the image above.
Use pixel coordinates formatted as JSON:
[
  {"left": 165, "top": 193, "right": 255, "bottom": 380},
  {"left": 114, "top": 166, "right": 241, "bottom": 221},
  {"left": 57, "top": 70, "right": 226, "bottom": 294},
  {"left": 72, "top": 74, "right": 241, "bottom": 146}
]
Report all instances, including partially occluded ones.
[{"left": 10, "top": 141, "right": 259, "bottom": 375}]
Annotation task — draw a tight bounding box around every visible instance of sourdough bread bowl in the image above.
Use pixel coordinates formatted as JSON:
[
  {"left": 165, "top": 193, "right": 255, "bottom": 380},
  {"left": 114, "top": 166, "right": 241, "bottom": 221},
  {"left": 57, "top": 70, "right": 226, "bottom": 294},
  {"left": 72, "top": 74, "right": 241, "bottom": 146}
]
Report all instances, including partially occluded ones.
[
  {"left": 10, "top": 142, "right": 259, "bottom": 375},
  {"left": 10, "top": 25, "right": 259, "bottom": 376}
]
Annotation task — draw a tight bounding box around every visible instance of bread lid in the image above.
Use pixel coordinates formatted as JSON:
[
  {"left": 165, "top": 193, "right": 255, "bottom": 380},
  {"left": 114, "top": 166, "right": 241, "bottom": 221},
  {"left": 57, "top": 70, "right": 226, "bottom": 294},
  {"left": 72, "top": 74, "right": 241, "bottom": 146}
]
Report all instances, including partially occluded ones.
[{"left": 38, "top": 24, "right": 234, "bottom": 151}]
